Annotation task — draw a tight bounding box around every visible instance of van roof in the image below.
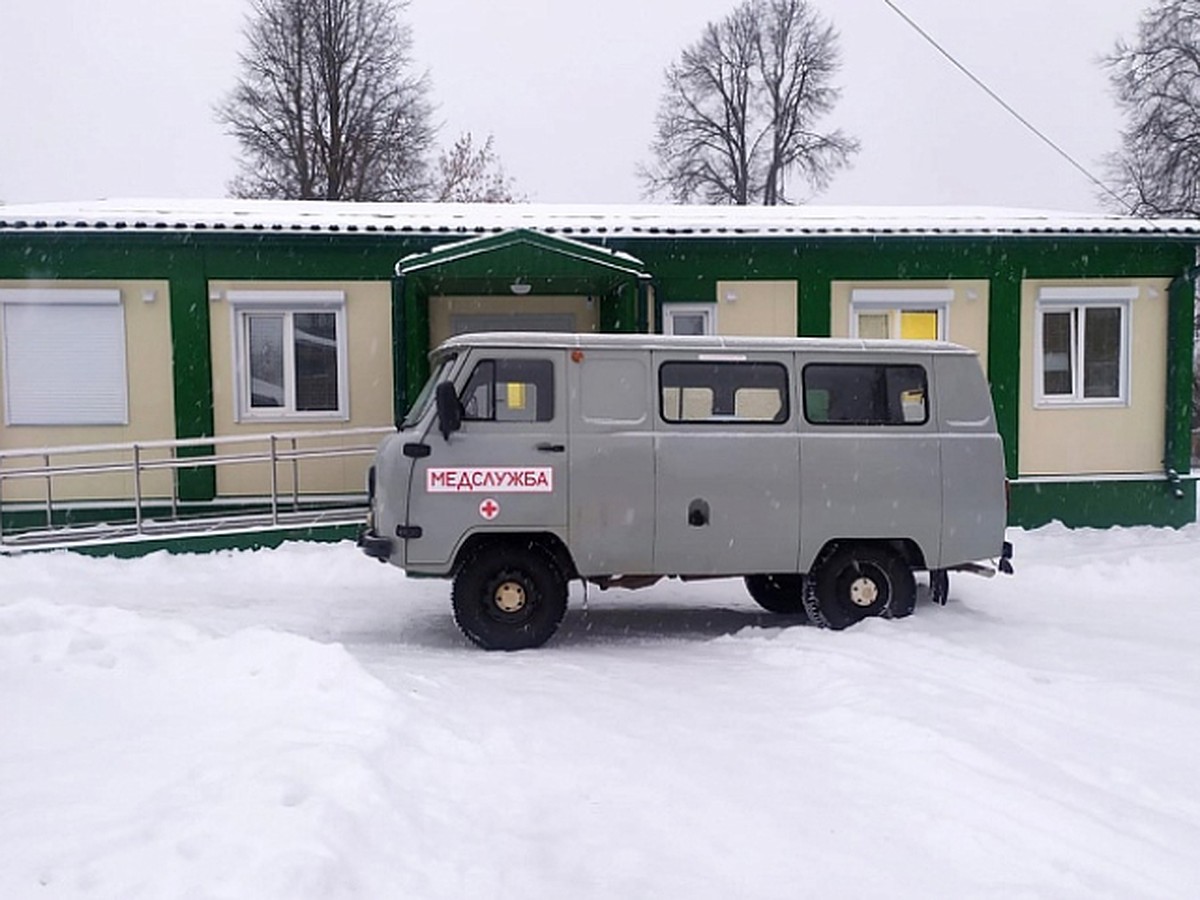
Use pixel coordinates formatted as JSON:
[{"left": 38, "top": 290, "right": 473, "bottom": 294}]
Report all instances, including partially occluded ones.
[{"left": 434, "top": 331, "right": 977, "bottom": 357}]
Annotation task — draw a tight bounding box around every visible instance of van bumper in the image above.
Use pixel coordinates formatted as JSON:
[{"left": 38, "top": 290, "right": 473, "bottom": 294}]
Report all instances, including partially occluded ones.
[{"left": 356, "top": 527, "right": 394, "bottom": 562}]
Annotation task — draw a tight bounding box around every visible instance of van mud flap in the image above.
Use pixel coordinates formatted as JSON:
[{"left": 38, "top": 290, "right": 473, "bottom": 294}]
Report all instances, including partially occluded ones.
[
  {"left": 999, "top": 540, "right": 1014, "bottom": 575},
  {"left": 930, "top": 570, "right": 950, "bottom": 606}
]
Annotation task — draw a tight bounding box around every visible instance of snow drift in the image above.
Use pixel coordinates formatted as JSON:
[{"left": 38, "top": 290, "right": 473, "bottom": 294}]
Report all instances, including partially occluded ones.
[{"left": 2, "top": 523, "right": 1199, "bottom": 898}]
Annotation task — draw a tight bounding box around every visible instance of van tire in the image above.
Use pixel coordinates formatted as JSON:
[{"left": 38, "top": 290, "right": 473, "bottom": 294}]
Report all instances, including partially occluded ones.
[
  {"left": 744, "top": 574, "right": 810, "bottom": 619},
  {"left": 452, "top": 544, "right": 568, "bottom": 650},
  {"left": 803, "top": 545, "right": 916, "bottom": 630}
]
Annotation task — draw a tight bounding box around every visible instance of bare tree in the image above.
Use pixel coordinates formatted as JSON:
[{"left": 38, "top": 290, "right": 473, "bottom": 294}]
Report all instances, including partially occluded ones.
[
  {"left": 434, "top": 132, "right": 521, "bottom": 203},
  {"left": 1104, "top": 0, "right": 1200, "bottom": 217},
  {"left": 642, "top": 0, "right": 858, "bottom": 206},
  {"left": 218, "top": 0, "right": 435, "bottom": 201},
  {"left": 1104, "top": 1, "right": 1200, "bottom": 436}
]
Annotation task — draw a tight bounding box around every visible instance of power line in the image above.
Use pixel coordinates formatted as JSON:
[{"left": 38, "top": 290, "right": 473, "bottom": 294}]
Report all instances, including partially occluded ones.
[{"left": 880, "top": 0, "right": 1133, "bottom": 214}]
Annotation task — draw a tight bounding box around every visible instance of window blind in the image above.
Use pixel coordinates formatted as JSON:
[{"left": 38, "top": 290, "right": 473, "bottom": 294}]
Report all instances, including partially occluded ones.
[{"left": 2, "top": 292, "right": 128, "bottom": 425}]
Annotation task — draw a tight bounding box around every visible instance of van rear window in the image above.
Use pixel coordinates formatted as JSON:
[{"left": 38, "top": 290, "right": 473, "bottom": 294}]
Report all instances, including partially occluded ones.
[
  {"left": 659, "top": 361, "right": 788, "bottom": 424},
  {"left": 803, "top": 363, "right": 928, "bottom": 426}
]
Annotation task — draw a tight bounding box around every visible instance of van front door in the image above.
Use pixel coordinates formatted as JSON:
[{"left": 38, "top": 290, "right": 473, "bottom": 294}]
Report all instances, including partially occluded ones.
[
  {"left": 405, "top": 350, "right": 568, "bottom": 571},
  {"left": 652, "top": 351, "right": 800, "bottom": 576}
]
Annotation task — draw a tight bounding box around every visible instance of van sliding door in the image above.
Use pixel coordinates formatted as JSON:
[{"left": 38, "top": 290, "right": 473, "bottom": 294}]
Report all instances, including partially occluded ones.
[{"left": 652, "top": 351, "right": 800, "bottom": 576}]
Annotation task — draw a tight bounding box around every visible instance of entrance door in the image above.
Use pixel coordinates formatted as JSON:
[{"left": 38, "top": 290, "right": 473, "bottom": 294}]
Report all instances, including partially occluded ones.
[
  {"left": 428, "top": 296, "right": 600, "bottom": 346},
  {"left": 450, "top": 313, "right": 577, "bottom": 335},
  {"left": 405, "top": 350, "right": 568, "bottom": 570}
]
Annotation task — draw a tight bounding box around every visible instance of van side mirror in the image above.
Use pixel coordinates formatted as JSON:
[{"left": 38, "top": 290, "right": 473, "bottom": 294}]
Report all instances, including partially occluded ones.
[{"left": 435, "top": 381, "right": 462, "bottom": 440}]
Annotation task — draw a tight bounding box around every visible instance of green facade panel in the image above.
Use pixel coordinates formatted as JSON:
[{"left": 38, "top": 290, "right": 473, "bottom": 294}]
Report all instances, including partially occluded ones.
[
  {"left": 1010, "top": 480, "right": 1196, "bottom": 530},
  {"left": 1, "top": 221, "right": 1196, "bottom": 534},
  {"left": 66, "top": 524, "right": 359, "bottom": 559}
]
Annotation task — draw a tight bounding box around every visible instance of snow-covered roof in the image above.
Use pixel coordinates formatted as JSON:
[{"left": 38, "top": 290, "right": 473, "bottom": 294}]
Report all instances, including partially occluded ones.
[{"left": 1, "top": 198, "right": 1198, "bottom": 238}]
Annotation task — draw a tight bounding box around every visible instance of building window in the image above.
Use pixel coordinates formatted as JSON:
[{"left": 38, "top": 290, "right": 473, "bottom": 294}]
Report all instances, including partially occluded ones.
[
  {"left": 659, "top": 361, "right": 789, "bottom": 424},
  {"left": 229, "top": 291, "right": 347, "bottom": 421},
  {"left": 850, "top": 288, "right": 951, "bottom": 341},
  {"left": 0, "top": 288, "right": 128, "bottom": 426},
  {"left": 663, "top": 304, "right": 716, "bottom": 336},
  {"left": 1034, "top": 286, "right": 1132, "bottom": 406},
  {"left": 803, "top": 363, "right": 929, "bottom": 426}
]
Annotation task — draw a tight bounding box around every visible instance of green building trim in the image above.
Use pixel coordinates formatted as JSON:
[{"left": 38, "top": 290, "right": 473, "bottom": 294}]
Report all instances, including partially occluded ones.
[{"left": 2, "top": 201, "right": 1198, "bottom": 533}]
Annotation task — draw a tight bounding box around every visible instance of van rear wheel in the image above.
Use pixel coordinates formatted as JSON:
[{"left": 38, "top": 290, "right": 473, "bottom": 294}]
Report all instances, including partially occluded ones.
[
  {"left": 744, "top": 574, "right": 809, "bottom": 619},
  {"left": 803, "top": 545, "right": 916, "bottom": 630},
  {"left": 452, "top": 544, "right": 568, "bottom": 650}
]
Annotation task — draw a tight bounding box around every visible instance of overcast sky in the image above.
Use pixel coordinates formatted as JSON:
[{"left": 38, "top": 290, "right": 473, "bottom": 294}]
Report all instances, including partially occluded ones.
[{"left": 0, "top": 0, "right": 1145, "bottom": 211}]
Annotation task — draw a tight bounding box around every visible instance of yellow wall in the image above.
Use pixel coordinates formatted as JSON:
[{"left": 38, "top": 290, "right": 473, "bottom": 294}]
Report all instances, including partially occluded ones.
[
  {"left": 428, "top": 295, "right": 600, "bottom": 347},
  {"left": 714, "top": 280, "right": 798, "bottom": 336},
  {"left": 1018, "top": 278, "right": 1168, "bottom": 476},
  {"left": 208, "top": 280, "right": 394, "bottom": 496},
  {"left": 830, "top": 280, "right": 990, "bottom": 371},
  {"left": 0, "top": 279, "right": 175, "bottom": 502}
]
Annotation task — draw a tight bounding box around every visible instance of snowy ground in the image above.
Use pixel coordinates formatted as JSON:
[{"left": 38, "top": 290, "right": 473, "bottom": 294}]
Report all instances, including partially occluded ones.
[{"left": 3, "top": 524, "right": 1200, "bottom": 899}]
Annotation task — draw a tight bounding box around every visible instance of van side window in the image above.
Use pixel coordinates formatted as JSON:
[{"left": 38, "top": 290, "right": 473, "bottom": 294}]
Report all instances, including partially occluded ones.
[
  {"left": 660, "top": 361, "right": 789, "bottom": 424},
  {"left": 461, "top": 358, "right": 555, "bottom": 422},
  {"left": 803, "top": 364, "right": 928, "bottom": 425}
]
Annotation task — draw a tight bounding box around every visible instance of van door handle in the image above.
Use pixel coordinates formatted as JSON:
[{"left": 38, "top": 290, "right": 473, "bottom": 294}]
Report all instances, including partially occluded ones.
[{"left": 536, "top": 442, "right": 566, "bottom": 453}]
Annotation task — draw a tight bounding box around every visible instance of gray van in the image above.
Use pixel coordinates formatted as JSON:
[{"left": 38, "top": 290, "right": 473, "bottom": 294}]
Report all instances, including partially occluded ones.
[{"left": 359, "top": 333, "right": 1012, "bottom": 649}]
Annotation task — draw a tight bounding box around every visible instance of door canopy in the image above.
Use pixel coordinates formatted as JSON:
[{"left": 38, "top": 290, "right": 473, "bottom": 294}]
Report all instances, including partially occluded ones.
[{"left": 395, "top": 228, "right": 649, "bottom": 297}]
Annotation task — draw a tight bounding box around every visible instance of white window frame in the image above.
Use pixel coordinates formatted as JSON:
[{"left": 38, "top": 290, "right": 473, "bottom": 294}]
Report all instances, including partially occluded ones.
[
  {"left": 227, "top": 290, "right": 349, "bottom": 422},
  {"left": 849, "top": 288, "right": 952, "bottom": 341},
  {"left": 0, "top": 287, "right": 129, "bottom": 426},
  {"left": 1033, "top": 286, "right": 1133, "bottom": 408},
  {"left": 663, "top": 303, "right": 716, "bottom": 336}
]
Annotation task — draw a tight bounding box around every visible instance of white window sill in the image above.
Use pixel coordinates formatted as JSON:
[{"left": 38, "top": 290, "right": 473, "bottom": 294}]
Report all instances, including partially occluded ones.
[
  {"left": 236, "top": 411, "right": 350, "bottom": 424},
  {"left": 1033, "top": 397, "right": 1129, "bottom": 410}
]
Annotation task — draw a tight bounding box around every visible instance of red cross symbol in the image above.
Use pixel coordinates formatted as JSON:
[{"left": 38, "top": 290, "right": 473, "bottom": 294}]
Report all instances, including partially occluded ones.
[{"left": 479, "top": 498, "right": 500, "bottom": 520}]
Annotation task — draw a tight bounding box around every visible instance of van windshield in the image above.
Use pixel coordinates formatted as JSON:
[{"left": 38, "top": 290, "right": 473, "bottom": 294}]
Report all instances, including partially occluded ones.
[{"left": 402, "top": 356, "right": 455, "bottom": 429}]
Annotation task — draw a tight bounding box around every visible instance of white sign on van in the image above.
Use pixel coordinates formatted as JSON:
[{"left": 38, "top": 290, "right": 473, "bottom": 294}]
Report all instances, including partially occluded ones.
[{"left": 427, "top": 467, "right": 554, "bottom": 493}]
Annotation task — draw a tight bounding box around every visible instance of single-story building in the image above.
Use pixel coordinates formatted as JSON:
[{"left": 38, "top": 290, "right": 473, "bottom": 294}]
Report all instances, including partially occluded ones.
[{"left": 1, "top": 199, "right": 1197, "bottom": 538}]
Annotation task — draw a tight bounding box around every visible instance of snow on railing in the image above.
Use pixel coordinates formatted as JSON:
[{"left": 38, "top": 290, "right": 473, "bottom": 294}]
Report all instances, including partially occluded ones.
[{"left": 0, "top": 426, "right": 392, "bottom": 552}]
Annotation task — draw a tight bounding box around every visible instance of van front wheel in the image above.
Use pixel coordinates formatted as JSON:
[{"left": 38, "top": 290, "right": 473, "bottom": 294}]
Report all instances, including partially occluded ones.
[
  {"left": 744, "top": 574, "right": 809, "bottom": 619},
  {"left": 803, "top": 545, "right": 916, "bottom": 630},
  {"left": 452, "top": 545, "right": 568, "bottom": 650}
]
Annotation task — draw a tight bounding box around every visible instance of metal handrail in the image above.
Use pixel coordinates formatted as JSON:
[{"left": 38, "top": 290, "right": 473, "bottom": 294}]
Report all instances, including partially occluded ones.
[
  {"left": 0, "top": 443, "right": 385, "bottom": 481},
  {"left": 0, "top": 426, "right": 393, "bottom": 550},
  {"left": 0, "top": 425, "right": 393, "bottom": 461}
]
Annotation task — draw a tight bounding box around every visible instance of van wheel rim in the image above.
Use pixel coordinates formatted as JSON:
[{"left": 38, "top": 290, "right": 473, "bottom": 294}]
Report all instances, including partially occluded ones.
[
  {"left": 848, "top": 576, "right": 879, "bottom": 607},
  {"left": 494, "top": 581, "right": 527, "bottom": 613}
]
